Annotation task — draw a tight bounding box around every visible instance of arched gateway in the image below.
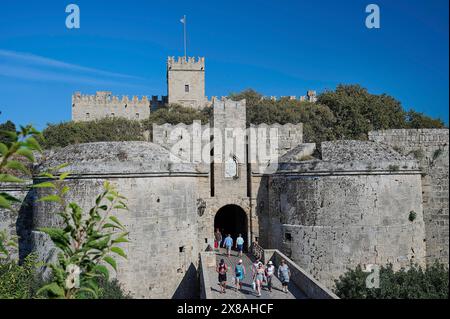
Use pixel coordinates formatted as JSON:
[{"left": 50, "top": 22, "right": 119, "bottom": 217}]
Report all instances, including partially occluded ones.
[{"left": 214, "top": 205, "right": 248, "bottom": 250}]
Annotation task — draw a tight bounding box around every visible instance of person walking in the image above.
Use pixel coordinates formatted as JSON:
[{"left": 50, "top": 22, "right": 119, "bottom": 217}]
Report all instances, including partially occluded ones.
[
  {"left": 234, "top": 259, "right": 246, "bottom": 291},
  {"left": 278, "top": 259, "right": 291, "bottom": 293},
  {"left": 265, "top": 261, "right": 275, "bottom": 293},
  {"left": 216, "top": 259, "right": 228, "bottom": 294},
  {"left": 251, "top": 257, "right": 262, "bottom": 278},
  {"left": 223, "top": 234, "right": 233, "bottom": 257},
  {"left": 254, "top": 263, "right": 266, "bottom": 297},
  {"left": 235, "top": 234, "right": 244, "bottom": 257},
  {"left": 214, "top": 228, "right": 222, "bottom": 252}
]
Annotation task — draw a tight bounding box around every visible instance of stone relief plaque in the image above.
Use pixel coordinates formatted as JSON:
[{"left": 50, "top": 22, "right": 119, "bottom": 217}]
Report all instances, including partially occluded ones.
[{"left": 225, "top": 156, "right": 238, "bottom": 178}]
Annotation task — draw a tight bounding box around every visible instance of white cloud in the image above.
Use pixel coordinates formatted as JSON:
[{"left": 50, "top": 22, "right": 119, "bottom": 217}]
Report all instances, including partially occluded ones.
[{"left": 0, "top": 49, "right": 145, "bottom": 86}]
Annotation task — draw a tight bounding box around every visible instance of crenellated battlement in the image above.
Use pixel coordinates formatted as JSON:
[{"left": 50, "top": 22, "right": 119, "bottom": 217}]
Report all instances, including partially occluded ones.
[
  {"left": 261, "top": 91, "right": 318, "bottom": 103},
  {"left": 72, "top": 91, "right": 167, "bottom": 106},
  {"left": 167, "top": 56, "right": 205, "bottom": 70},
  {"left": 212, "top": 97, "right": 246, "bottom": 111},
  {"left": 72, "top": 91, "right": 168, "bottom": 121}
]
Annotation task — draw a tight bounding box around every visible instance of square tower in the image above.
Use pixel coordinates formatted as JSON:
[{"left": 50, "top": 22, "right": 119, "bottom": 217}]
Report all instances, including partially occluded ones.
[
  {"left": 211, "top": 98, "right": 248, "bottom": 198},
  {"left": 167, "top": 56, "right": 206, "bottom": 109}
]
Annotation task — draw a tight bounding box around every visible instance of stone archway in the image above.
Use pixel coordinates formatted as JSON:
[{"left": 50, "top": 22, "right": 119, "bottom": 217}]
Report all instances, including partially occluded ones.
[{"left": 214, "top": 205, "right": 248, "bottom": 250}]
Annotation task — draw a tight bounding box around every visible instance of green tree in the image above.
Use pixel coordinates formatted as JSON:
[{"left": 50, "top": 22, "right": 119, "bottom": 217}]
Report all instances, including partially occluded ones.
[
  {"left": 317, "top": 84, "right": 407, "bottom": 140},
  {"left": 144, "top": 103, "right": 211, "bottom": 126},
  {"left": 0, "top": 121, "right": 16, "bottom": 145},
  {"left": 405, "top": 110, "right": 446, "bottom": 129},
  {"left": 230, "top": 90, "right": 337, "bottom": 144}
]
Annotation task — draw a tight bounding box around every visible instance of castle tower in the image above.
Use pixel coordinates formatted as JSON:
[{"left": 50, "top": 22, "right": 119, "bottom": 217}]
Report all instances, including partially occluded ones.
[
  {"left": 167, "top": 56, "right": 206, "bottom": 109},
  {"left": 211, "top": 98, "right": 248, "bottom": 198}
]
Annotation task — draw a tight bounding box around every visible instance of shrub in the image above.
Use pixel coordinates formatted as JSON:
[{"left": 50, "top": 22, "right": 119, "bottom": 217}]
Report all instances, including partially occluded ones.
[
  {"left": 98, "top": 278, "right": 132, "bottom": 299},
  {"left": 334, "top": 263, "right": 449, "bottom": 299},
  {"left": 42, "top": 117, "right": 145, "bottom": 149},
  {"left": 0, "top": 254, "right": 43, "bottom": 299}
]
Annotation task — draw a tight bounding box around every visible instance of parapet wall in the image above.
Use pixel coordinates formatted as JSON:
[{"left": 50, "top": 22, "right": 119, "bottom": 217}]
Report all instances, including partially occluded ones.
[
  {"left": 261, "top": 92, "right": 317, "bottom": 103},
  {"left": 262, "top": 139, "right": 427, "bottom": 289},
  {"left": 368, "top": 129, "right": 449, "bottom": 265},
  {"left": 167, "top": 56, "right": 205, "bottom": 70},
  {"left": 72, "top": 91, "right": 168, "bottom": 121}
]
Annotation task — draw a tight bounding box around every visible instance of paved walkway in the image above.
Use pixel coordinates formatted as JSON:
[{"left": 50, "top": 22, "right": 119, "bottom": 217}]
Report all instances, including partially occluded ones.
[{"left": 206, "top": 248, "right": 307, "bottom": 299}]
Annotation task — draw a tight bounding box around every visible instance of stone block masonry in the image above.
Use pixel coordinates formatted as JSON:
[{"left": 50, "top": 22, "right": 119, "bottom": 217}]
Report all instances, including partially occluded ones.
[
  {"left": 72, "top": 91, "right": 167, "bottom": 122},
  {"left": 369, "top": 129, "right": 449, "bottom": 265}
]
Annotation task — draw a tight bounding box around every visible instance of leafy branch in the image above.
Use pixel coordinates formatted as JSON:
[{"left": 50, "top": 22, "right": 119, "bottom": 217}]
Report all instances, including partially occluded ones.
[
  {"left": 34, "top": 170, "right": 129, "bottom": 299},
  {"left": 0, "top": 125, "right": 42, "bottom": 259}
]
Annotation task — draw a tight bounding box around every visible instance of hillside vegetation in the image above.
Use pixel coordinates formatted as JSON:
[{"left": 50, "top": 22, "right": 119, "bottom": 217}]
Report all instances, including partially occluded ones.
[{"left": 7, "top": 84, "right": 444, "bottom": 149}]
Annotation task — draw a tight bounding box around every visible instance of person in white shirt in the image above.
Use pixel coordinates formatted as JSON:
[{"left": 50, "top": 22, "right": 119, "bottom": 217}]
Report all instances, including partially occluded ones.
[
  {"left": 265, "top": 261, "right": 275, "bottom": 292},
  {"left": 235, "top": 234, "right": 245, "bottom": 257}
]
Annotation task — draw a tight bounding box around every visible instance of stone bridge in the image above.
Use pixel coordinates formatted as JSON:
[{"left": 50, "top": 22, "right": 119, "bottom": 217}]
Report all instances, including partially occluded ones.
[{"left": 199, "top": 244, "right": 338, "bottom": 299}]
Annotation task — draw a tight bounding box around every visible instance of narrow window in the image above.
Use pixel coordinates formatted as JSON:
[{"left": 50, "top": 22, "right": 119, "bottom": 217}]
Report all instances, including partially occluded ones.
[
  {"left": 136, "top": 113, "right": 140, "bottom": 119},
  {"left": 285, "top": 233, "right": 292, "bottom": 242},
  {"left": 185, "top": 84, "right": 190, "bottom": 93},
  {"left": 86, "top": 113, "right": 90, "bottom": 119},
  {"left": 179, "top": 246, "right": 185, "bottom": 253}
]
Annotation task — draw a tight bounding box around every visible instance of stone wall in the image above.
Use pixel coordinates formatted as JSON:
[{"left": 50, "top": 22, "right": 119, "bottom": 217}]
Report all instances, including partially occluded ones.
[
  {"left": 152, "top": 121, "right": 210, "bottom": 163},
  {"left": 369, "top": 129, "right": 449, "bottom": 265},
  {"left": 72, "top": 91, "right": 167, "bottom": 122},
  {"left": 264, "top": 140, "right": 427, "bottom": 288},
  {"left": 30, "top": 142, "right": 204, "bottom": 299},
  {"left": 0, "top": 182, "right": 33, "bottom": 260}
]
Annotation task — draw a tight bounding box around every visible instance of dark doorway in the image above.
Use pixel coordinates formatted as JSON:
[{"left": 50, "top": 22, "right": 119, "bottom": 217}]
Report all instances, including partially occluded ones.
[{"left": 214, "top": 205, "right": 248, "bottom": 251}]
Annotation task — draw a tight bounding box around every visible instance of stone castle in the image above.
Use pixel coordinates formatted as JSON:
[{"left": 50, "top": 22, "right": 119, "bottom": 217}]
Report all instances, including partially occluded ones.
[
  {"left": 71, "top": 56, "right": 317, "bottom": 121},
  {"left": 1, "top": 56, "right": 448, "bottom": 299}
]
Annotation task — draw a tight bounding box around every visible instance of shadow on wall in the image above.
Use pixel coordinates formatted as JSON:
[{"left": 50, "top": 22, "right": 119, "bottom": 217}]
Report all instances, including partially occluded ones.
[
  {"left": 171, "top": 263, "right": 199, "bottom": 299},
  {"left": 255, "top": 174, "right": 284, "bottom": 251},
  {"left": 16, "top": 189, "right": 36, "bottom": 261}
]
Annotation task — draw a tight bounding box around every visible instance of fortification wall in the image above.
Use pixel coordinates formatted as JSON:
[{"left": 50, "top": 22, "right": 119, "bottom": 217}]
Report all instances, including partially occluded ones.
[
  {"left": 30, "top": 142, "right": 204, "bottom": 299},
  {"left": 264, "top": 140, "right": 427, "bottom": 288},
  {"left": 152, "top": 121, "right": 210, "bottom": 163},
  {"left": 249, "top": 123, "right": 303, "bottom": 159},
  {"left": 368, "top": 129, "right": 449, "bottom": 265},
  {"left": 72, "top": 91, "right": 167, "bottom": 121},
  {"left": 0, "top": 182, "right": 34, "bottom": 260}
]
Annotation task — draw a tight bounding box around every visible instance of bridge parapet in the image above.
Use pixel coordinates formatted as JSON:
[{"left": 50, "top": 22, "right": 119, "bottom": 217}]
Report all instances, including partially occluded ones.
[
  {"left": 199, "top": 252, "right": 216, "bottom": 299},
  {"left": 250, "top": 243, "right": 339, "bottom": 299}
]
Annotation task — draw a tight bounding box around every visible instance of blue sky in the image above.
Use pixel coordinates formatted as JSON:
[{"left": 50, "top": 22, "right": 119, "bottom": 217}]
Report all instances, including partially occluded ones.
[{"left": 0, "top": 0, "right": 448, "bottom": 130}]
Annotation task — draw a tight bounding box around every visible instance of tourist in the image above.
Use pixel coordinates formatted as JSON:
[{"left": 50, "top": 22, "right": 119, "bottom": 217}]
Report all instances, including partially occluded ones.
[
  {"left": 235, "top": 233, "right": 244, "bottom": 257},
  {"left": 214, "top": 228, "right": 222, "bottom": 252},
  {"left": 223, "top": 234, "right": 233, "bottom": 257},
  {"left": 234, "top": 259, "right": 246, "bottom": 291},
  {"left": 251, "top": 257, "right": 262, "bottom": 279},
  {"left": 254, "top": 263, "right": 266, "bottom": 297},
  {"left": 265, "top": 260, "right": 275, "bottom": 292},
  {"left": 216, "top": 259, "right": 228, "bottom": 294},
  {"left": 278, "top": 259, "right": 291, "bottom": 293}
]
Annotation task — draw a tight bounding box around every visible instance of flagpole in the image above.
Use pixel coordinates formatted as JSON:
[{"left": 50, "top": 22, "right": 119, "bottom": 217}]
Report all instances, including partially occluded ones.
[{"left": 183, "top": 15, "right": 187, "bottom": 59}]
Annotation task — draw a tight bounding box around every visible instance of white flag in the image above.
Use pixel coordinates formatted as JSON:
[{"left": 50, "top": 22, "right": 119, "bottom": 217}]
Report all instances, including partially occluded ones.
[{"left": 180, "top": 16, "right": 186, "bottom": 24}]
